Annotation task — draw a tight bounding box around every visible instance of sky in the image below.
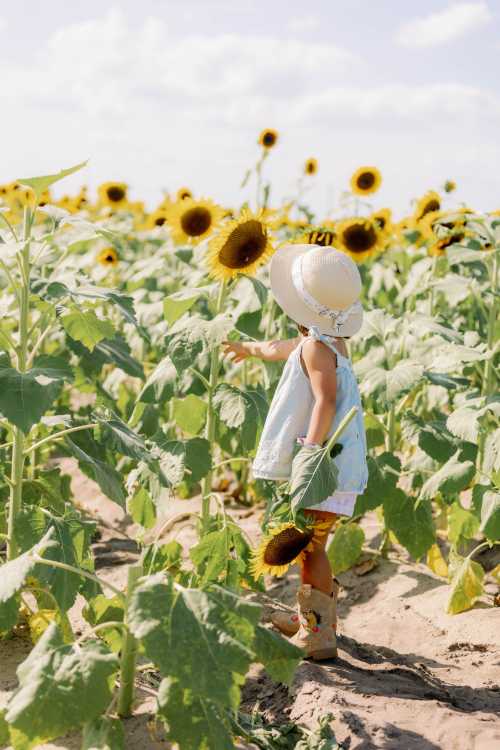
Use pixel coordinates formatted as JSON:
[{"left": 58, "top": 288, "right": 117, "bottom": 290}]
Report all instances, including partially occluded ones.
[{"left": 0, "top": 0, "right": 499, "bottom": 218}]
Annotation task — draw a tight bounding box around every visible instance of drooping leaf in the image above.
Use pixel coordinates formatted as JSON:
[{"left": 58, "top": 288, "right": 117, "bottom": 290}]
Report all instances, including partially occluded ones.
[
  {"left": 447, "top": 502, "right": 480, "bottom": 546},
  {"left": 0, "top": 360, "right": 71, "bottom": 433},
  {"left": 127, "top": 487, "right": 156, "bottom": 530},
  {"left": 69, "top": 336, "right": 144, "bottom": 379},
  {"left": 426, "top": 544, "right": 448, "bottom": 578},
  {"left": 82, "top": 594, "right": 125, "bottom": 653},
  {"left": 420, "top": 452, "right": 475, "bottom": 501},
  {"left": 354, "top": 453, "right": 400, "bottom": 514},
  {"left": 61, "top": 307, "right": 115, "bottom": 352},
  {"left": 163, "top": 288, "right": 206, "bottom": 325},
  {"left": 446, "top": 553, "right": 485, "bottom": 614},
  {"left": 289, "top": 445, "right": 339, "bottom": 515},
  {"left": 138, "top": 355, "right": 177, "bottom": 404},
  {"left": 252, "top": 625, "right": 303, "bottom": 685},
  {"left": 5, "top": 623, "right": 118, "bottom": 749},
  {"left": 82, "top": 716, "right": 125, "bottom": 750},
  {"left": 480, "top": 489, "right": 500, "bottom": 541},
  {"left": 213, "top": 384, "right": 261, "bottom": 451},
  {"left": 327, "top": 523, "right": 365, "bottom": 574},
  {"left": 17, "top": 160, "right": 87, "bottom": 198},
  {"left": 383, "top": 488, "right": 435, "bottom": 559},
  {"left": 64, "top": 437, "right": 126, "bottom": 508},
  {"left": 172, "top": 394, "right": 207, "bottom": 436}
]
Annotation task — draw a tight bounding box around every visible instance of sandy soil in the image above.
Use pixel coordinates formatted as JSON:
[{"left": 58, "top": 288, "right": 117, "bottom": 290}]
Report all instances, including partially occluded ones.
[{"left": 1, "top": 459, "right": 499, "bottom": 750}]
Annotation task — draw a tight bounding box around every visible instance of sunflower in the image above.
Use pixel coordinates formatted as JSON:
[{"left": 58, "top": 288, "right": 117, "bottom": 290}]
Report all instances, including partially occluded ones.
[
  {"left": 336, "top": 218, "right": 382, "bottom": 262},
  {"left": 177, "top": 187, "right": 192, "bottom": 201},
  {"left": 167, "top": 197, "right": 224, "bottom": 245},
  {"left": 146, "top": 209, "right": 169, "bottom": 229},
  {"left": 97, "top": 247, "right": 119, "bottom": 266},
  {"left": 444, "top": 180, "right": 456, "bottom": 193},
  {"left": 206, "top": 208, "right": 274, "bottom": 280},
  {"left": 428, "top": 231, "right": 465, "bottom": 257},
  {"left": 258, "top": 128, "right": 279, "bottom": 149},
  {"left": 350, "top": 166, "right": 382, "bottom": 196},
  {"left": 301, "top": 228, "right": 336, "bottom": 247},
  {"left": 304, "top": 158, "right": 318, "bottom": 176},
  {"left": 98, "top": 182, "right": 128, "bottom": 208},
  {"left": 414, "top": 191, "right": 441, "bottom": 222},
  {"left": 371, "top": 208, "right": 392, "bottom": 234},
  {"left": 250, "top": 521, "right": 332, "bottom": 579}
]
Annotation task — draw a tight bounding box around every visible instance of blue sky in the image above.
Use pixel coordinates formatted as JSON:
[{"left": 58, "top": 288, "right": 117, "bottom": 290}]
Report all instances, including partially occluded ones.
[{"left": 1, "top": 1, "right": 499, "bottom": 217}]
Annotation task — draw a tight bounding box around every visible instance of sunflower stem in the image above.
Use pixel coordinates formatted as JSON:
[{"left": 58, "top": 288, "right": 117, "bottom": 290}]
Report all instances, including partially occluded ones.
[
  {"left": 201, "top": 280, "right": 227, "bottom": 531},
  {"left": 481, "top": 249, "right": 498, "bottom": 397},
  {"left": 117, "top": 563, "right": 143, "bottom": 718}
]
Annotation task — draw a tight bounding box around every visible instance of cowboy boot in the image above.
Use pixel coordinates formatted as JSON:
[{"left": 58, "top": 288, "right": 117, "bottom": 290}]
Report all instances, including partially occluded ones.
[
  {"left": 289, "top": 583, "right": 338, "bottom": 660},
  {"left": 271, "top": 577, "right": 340, "bottom": 637}
]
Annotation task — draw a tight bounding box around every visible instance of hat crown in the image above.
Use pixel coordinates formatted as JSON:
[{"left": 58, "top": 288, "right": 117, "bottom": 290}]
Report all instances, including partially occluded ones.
[{"left": 301, "top": 246, "right": 362, "bottom": 311}]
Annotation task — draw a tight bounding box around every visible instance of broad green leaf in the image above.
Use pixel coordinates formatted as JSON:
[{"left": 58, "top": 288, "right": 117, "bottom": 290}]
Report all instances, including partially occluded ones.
[
  {"left": 364, "top": 413, "right": 385, "bottom": 449},
  {"left": 446, "top": 398, "right": 500, "bottom": 443},
  {"left": 480, "top": 489, "right": 500, "bottom": 541},
  {"left": 429, "top": 342, "right": 488, "bottom": 372},
  {"left": 69, "top": 336, "right": 144, "bottom": 379},
  {"left": 142, "top": 541, "right": 183, "bottom": 575},
  {"left": 82, "top": 716, "right": 125, "bottom": 750},
  {"left": 172, "top": 394, "right": 207, "bottom": 435},
  {"left": 354, "top": 453, "right": 400, "bottom": 514},
  {"left": 401, "top": 411, "right": 472, "bottom": 464},
  {"left": 127, "top": 487, "right": 156, "bottom": 530},
  {"left": 82, "top": 595, "right": 125, "bottom": 653},
  {"left": 252, "top": 625, "right": 303, "bottom": 685},
  {"left": 0, "top": 359, "right": 71, "bottom": 433},
  {"left": 327, "top": 523, "right": 365, "bottom": 574},
  {"left": 420, "top": 452, "right": 475, "bottom": 501},
  {"left": 157, "top": 676, "right": 234, "bottom": 750},
  {"left": 360, "top": 361, "right": 423, "bottom": 404},
  {"left": 446, "top": 554, "right": 485, "bottom": 614},
  {"left": 5, "top": 623, "right": 118, "bottom": 749},
  {"left": 213, "top": 384, "right": 260, "bottom": 451},
  {"left": 97, "top": 416, "right": 150, "bottom": 463},
  {"left": 289, "top": 445, "right": 339, "bottom": 515},
  {"left": 447, "top": 502, "right": 480, "bottom": 546},
  {"left": 65, "top": 437, "right": 126, "bottom": 507},
  {"left": 138, "top": 355, "right": 177, "bottom": 403},
  {"left": 483, "top": 428, "right": 500, "bottom": 486},
  {"left": 17, "top": 160, "right": 87, "bottom": 198},
  {"left": 383, "top": 489, "right": 435, "bottom": 559},
  {"left": 163, "top": 288, "right": 205, "bottom": 325},
  {"left": 62, "top": 307, "right": 115, "bottom": 352},
  {"left": 0, "top": 530, "right": 55, "bottom": 631}
]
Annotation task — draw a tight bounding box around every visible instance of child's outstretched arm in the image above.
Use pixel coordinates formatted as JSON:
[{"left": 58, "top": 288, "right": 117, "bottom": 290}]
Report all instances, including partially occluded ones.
[
  {"left": 301, "top": 339, "right": 337, "bottom": 445},
  {"left": 222, "top": 336, "right": 301, "bottom": 363}
]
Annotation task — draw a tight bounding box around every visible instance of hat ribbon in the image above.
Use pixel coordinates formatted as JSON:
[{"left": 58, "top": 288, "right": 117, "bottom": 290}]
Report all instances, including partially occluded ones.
[{"left": 291, "top": 254, "right": 362, "bottom": 333}]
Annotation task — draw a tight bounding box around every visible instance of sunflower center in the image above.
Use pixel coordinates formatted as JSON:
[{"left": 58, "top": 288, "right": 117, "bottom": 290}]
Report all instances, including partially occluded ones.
[
  {"left": 105, "top": 254, "right": 114, "bottom": 262},
  {"left": 356, "top": 172, "right": 375, "bottom": 190},
  {"left": 375, "top": 216, "right": 386, "bottom": 229},
  {"left": 421, "top": 199, "right": 440, "bottom": 217},
  {"left": 106, "top": 186, "right": 125, "bottom": 202},
  {"left": 155, "top": 216, "right": 166, "bottom": 226},
  {"left": 263, "top": 528, "right": 313, "bottom": 565},
  {"left": 342, "top": 223, "right": 377, "bottom": 253},
  {"left": 180, "top": 207, "right": 212, "bottom": 236},
  {"left": 262, "top": 131, "right": 276, "bottom": 147},
  {"left": 218, "top": 220, "right": 267, "bottom": 268}
]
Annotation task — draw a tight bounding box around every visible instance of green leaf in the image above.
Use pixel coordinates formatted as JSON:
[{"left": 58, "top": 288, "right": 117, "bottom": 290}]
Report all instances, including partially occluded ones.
[
  {"left": 420, "top": 451, "right": 475, "bottom": 501},
  {"left": 157, "top": 676, "right": 234, "bottom": 750},
  {"left": 480, "top": 489, "right": 500, "bottom": 541},
  {"left": 354, "top": 453, "right": 400, "bottom": 514},
  {"left": 82, "top": 716, "right": 125, "bottom": 750},
  {"left": 327, "top": 523, "right": 365, "bottom": 574},
  {"left": 17, "top": 160, "right": 87, "bottom": 198},
  {"left": 253, "top": 625, "right": 303, "bottom": 685},
  {"left": 446, "top": 553, "right": 485, "bottom": 614},
  {"left": 172, "top": 394, "right": 207, "bottom": 435},
  {"left": 163, "top": 288, "right": 205, "bottom": 325},
  {"left": 364, "top": 413, "right": 385, "bottom": 449},
  {"left": 127, "top": 487, "right": 156, "bottom": 530},
  {"left": 97, "top": 416, "right": 150, "bottom": 463},
  {"left": 142, "top": 541, "right": 183, "bottom": 575},
  {"left": 213, "top": 384, "right": 260, "bottom": 451},
  {"left": 69, "top": 336, "right": 144, "bottom": 380},
  {"left": 446, "top": 398, "right": 500, "bottom": 443},
  {"left": 0, "top": 710, "right": 9, "bottom": 747},
  {"left": 0, "top": 359, "right": 71, "bottom": 433},
  {"left": 82, "top": 594, "right": 125, "bottom": 653},
  {"left": 383, "top": 489, "right": 435, "bottom": 559},
  {"left": 289, "top": 445, "right": 338, "bottom": 515},
  {"left": 138, "top": 355, "right": 177, "bottom": 404},
  {"left": 65, "top": 437, "right": 126, "bottom": 507},
  {"left": 156, "top": 437, "right": 211, "bottom": 487},
  {"left": 5, "top": 623, "right": 118, "bottom": 749},
  {"left": 360, "top": 361, "right": 423, "bottom": 405},
  {"left": 448, "top": 502, "right": 480, "bottom": 546},
  {"left": 401, "top": 411, "right": 470, "bottom": 464},
  {"left": 62, "top": 307, "right": 115, "bottom": 352}
]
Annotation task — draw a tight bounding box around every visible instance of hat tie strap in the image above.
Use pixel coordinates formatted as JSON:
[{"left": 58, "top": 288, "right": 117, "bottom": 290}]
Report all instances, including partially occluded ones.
[{"left": 291, "top": 254, "right": 361, "bottom": 334}]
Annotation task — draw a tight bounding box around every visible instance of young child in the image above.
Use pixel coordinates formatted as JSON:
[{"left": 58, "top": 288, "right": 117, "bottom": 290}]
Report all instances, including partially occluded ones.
[{"left": 223, "top": 243, "right": 368, "bottom": 660}]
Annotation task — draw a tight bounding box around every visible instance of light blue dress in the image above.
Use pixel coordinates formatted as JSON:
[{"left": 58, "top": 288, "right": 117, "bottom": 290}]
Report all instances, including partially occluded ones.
[{"left": 252, "top": 327, "right": 368, "bottom": 516}]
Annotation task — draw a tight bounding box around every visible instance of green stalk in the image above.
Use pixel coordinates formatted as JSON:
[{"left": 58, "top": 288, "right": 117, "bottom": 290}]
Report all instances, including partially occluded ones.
[
  {"left": 386, "top": 403, "right": 396, "bottom": 452},
  {"left": 200, "top": 281, "right": 227, "bottom": 529},
  {"left": 117, "top": 563, "right": 143, "bottom": 718},
  {"left": 7, "top": 208, "right": 32, "bottom": 560},
  {"left": 481, "top": 250, "right": 498, "bottom": 397}
]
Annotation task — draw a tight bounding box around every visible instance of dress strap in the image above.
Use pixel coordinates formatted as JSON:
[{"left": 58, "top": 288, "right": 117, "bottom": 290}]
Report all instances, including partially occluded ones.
[{"left": 307, "top": 325, "right": 349, "bottom": 364}]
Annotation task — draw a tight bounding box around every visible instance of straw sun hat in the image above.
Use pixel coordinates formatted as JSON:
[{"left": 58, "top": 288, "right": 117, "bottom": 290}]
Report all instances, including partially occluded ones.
[{"left": 269, "top": 243, "right": 363, "bottom": 337}]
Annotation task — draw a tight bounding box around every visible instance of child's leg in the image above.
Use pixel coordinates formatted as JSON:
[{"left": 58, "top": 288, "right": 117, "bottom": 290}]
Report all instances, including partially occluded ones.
[{"left": 301, "top": 509, "right": 337, "bottom": 595}]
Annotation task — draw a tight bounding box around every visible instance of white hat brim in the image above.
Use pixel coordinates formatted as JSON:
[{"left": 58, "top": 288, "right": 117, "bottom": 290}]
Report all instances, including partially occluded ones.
[{"left": 269, "top": 243, "right": 363, "bottom": 337}]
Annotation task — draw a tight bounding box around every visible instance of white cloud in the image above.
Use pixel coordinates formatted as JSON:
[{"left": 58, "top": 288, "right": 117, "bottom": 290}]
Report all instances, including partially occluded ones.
[
  {"left": 0, "top": 17, "right": 7, "bottom": 31},
  {"left": 396, "top": 2, "right": 492, "bottom": 48}
]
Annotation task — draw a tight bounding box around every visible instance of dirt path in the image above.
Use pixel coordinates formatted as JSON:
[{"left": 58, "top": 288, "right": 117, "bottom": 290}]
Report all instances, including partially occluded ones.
[{"left": 1, "top": 461, "right": 499, "bottom": 749}]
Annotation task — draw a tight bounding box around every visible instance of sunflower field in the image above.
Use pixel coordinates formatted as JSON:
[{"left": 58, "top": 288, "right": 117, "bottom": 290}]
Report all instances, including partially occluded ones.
[{"left": 0, "top": 130, "right": 499, "bottom": 749}]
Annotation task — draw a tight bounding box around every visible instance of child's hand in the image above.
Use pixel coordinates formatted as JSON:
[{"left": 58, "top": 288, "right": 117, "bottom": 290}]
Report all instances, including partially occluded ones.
[{"left": 222, "top": 340, "right": 251, "bottom": 363}]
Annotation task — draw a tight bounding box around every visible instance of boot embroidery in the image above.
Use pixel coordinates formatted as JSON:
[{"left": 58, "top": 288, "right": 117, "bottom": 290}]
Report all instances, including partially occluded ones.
[{"left": 302, "top": 609, "right": 321, "bottom": 632}]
